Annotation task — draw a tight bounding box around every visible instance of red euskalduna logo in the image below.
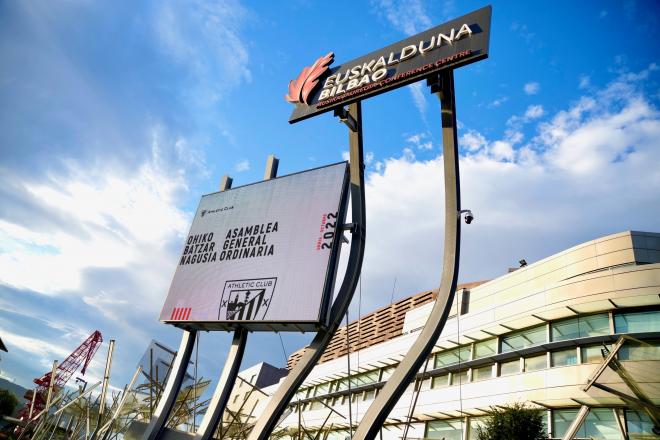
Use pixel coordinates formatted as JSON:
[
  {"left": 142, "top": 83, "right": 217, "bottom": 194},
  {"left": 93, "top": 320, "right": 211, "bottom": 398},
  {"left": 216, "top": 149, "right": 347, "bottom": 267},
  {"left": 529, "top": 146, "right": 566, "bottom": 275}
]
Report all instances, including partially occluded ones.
[{"left": 285, "top": 52, "right": 334, "bottom": 105}]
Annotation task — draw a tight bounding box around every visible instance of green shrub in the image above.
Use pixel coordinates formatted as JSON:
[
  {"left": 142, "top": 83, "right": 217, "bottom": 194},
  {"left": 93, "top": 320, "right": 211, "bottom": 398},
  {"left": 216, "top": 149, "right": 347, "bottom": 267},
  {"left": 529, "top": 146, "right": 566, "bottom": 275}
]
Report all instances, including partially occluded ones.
[
  {"left": 476, "top": 402, "right": 546, "bottom": 440},
  {"left": 0, "top": 388, "right": 18, "bottom": 418}
]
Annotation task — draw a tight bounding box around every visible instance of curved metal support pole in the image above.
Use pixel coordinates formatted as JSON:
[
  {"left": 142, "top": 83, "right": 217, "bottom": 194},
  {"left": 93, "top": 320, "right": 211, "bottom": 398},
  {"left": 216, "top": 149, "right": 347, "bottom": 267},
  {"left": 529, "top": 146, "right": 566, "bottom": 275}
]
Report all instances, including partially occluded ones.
[
  {"left": 195, "top": 324, "right": 248, "bottom": 439},
  {"left": 141, "top": 330, "right": 197, "bottom": 440},
  {"left": 353, "top": 70, "right": 462, "bottom": 439},
  {"left": 247, "top": 101, "right": 367, "bottom": 440}
]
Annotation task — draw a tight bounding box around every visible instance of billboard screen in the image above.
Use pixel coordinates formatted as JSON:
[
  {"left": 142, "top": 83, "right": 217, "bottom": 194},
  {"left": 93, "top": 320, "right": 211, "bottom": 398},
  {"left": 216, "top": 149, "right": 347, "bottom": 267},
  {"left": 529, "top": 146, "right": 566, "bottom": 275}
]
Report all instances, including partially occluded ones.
[{"left": 160, "top": 162, "right": 349, "bottom": 331}]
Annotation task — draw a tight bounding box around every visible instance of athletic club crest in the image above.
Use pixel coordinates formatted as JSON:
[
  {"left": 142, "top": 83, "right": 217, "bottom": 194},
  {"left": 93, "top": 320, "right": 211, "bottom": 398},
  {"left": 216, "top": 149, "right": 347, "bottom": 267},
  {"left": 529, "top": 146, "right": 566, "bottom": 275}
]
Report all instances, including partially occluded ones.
[{"left": 219, "top": 277, "right": 277, "bottom": 321}]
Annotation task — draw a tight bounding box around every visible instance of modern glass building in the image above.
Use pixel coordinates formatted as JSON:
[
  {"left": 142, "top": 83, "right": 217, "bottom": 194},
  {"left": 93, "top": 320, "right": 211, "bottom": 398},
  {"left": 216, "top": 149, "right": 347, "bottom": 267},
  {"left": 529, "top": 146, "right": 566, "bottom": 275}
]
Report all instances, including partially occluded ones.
[{"left": 226, "top": 231, "right": 660, "bottom": 439}]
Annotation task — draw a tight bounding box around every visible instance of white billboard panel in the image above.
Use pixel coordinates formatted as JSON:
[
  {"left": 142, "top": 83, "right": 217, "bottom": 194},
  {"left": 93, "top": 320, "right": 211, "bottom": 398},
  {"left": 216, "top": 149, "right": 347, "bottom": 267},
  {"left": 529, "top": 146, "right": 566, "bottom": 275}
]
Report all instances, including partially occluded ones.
[{"left": 160, "top": 162, "right": 349, "bottom": 331}]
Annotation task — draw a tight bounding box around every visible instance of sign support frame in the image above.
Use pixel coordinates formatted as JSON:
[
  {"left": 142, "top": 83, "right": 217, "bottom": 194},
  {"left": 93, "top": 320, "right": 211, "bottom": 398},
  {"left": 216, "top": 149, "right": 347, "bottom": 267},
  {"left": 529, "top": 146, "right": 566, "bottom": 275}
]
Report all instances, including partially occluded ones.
[
  {"left": 141, "top": 157, "right": 282, "bottom": 440},
  {"left": 352, "top": 70, "right": 463, "bottom": 439},
  {"left": 246, "top": 101, "right": 367, "bottom": 440},
  {"left": 141, "top": 330, "right": 197, "bottom": 440},
  {"left": 193, "top": 157, "right": 279, "bottom": 440}
]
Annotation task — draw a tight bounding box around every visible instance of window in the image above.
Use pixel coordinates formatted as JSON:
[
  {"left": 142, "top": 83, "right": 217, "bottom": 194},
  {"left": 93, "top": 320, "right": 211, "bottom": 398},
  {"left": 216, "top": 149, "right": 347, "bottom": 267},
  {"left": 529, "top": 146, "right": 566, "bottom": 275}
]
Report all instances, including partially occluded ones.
[
  {"left": 619, "top": 340, "right": 660, "bottom": 361},
  {"left": 469, "top": 417, "right": 488, "bottom": 438},
  {"left": 451, "top": 370, "right": 468, "bottom": 386},
  {"left": 553, "top": 408, "right": 620, "bottom": 439},
  {"left": 363, "top": 389, "right": 375, "bottom": 401},
  {"left": 551, "top": 348, "right": 577, "bottom": 367},
  {"left": 314, "top": 383, "right": 330, "bottom": 396},
  {"left": 582, "top": 344, "right": 611, "bottom": 363},
  {"left": 615, "top": 310, "right": 660, "bottom": 333},
  {"left": 499, "top": 359, "right": 520, "bottom": 376},
  {"left": 626, "top": 410, "right": 656, "bottom": 438},
  {"left": 381, "top": 365, "right": 396, "bottom": 381},
  {"left": 310, "top": 399, "right": 324, "bottom": 410},
  {"left": 551, "top": 314, "right": 610, "bottom": 341},
  {"left": 351, "top": 392, "right": 361, "bottom": 403},
  {"left": 501, "top": 325, "right": 546, "bottom": 352},
  {"left": 431, "top": 374, "right": 449, "bottom": 389},
  {"left": 335, "top": 378, "right": 350, "bottom": 392},
  {"left": 250, "top": 373, "right": 256, "bottom": 384},
  {"left": 524, "top": 354, "right": 546, "bottom": 372},
  {"left": 474, "top": 338, "right": 497, "bottom": 359},
  {"left": 552, "top": 409, "right": 578, "bottom": 438},
  {"left": 326, "top": 430, "right": 350, "bottom": 440},
  {"left": 472, "top": 365, "right": 493, "bottom": 382},
  {"left": 426, "top": 419, "right": 465, "bottom": 440},
  {"left": 435, "top": 346, "right": 471, "bottom": 368},
  {"left": 352, "top": 369, "right": 380, "bottom": 387}
]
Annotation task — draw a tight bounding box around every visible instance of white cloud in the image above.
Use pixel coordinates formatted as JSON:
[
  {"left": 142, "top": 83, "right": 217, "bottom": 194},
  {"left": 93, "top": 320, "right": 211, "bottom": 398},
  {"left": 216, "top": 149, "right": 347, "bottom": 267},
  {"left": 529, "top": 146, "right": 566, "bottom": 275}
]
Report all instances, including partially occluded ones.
[
  {"left": 408, "top": 82, "right": 428, "bottom": 118},
  {"left": 0, "top": 130, "right": 190, "bottom": 303},
  {"left": 579, "top": 75, "right": 591, "bottom": 89},
  {"left": 488, "top": 96, "right": 509, "bottom": 108},
  {"left": 353, "top": 67, "right": 660, "bottom": 314},
  {"left": 524, "top": 81, "right": 540, "bottom": 95},
  {"left": 460, "top": 130, "right": 487, "bottom": 152},
  {"left": 154, "top": 0, "right": 251, "bottom": 102},
  {"left": 406, "top": 132, "right": 433, "bottom": 151},
  {"left": 235, "top": 159, "right": 250, "bottom": 172},
  {"left": 373, "top": 0, "right": 432, "bottom": 36},
  {"left": 524, "top": 104, "right": 545, "bottom": 119}
]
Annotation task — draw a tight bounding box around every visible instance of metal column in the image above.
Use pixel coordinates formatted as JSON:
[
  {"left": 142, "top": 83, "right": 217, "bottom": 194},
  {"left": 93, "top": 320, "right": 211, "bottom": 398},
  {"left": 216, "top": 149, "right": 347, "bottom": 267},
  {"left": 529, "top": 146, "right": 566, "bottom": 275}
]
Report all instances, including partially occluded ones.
[
  {"left": 195, "top": 156, "right": 278, "bottom": 440},
  {"left": 353, "top": 70, "right": 463, "bottom": 439},
  {"left": 141, "top": 330, "right": 197, "bottom": 440},
  {"left": 561, "top": 405, "right": 590, "bottom": 440},
  {"left": 247, "top": 101, "right": 367, "bottom": 440}
]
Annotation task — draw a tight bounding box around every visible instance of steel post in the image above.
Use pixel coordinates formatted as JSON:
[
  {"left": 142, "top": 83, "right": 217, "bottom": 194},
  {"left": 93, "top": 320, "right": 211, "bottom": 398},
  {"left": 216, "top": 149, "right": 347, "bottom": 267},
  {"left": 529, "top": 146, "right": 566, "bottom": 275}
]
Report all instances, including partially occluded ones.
[
  {"left": 194, "top": 156, "right": 278, "bottom": 439},
  {"left": 141, "top": 330, "right": 197, "bottom": 440},
  {"left": 353, "top": 70, "right": 463, "bottom": 439},
  {"left": 247, "top": 101, "right": 367, "bottom": 440},
  {"left": 561, "top": 405, "right": 590, "bottom": 440},
  {"left": 194, "top": 329, "right": 247, "bottom": 440}
]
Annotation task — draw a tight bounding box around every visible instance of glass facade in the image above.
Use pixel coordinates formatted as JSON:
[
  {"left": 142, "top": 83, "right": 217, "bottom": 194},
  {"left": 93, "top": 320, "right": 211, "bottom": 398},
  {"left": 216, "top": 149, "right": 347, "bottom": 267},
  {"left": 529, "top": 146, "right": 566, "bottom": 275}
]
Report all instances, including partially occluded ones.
[
  {"left": 499, "top": 359, "right": 520, "bottom": 375},
  {"left": 435, "top": 346, "right": 472, "bottom": 368},
  {"left": 431, "top": 373, "right": 449, "bottom": 389},
  {"left": 619, "top": 340, "right": 660, "bottom": 361},
  {"left": 426, "top": 419, "right": 465, "bottom": 440},
  {"left": 582, "top": 344, "right": 610, "bottom": 363},
  {"left": 615, "top": 310, "right": 660, "bottom": 333},
  {"left": 551, "top": 348, "right": 578, "bottom": 367},
  {"left": 551, "top": 313, "right": 610, "bottom": 341},
  {"left": 524, "top": 354, "right": 547, "bottom": 372},
  {"left": 553, "top": 409, "right": 620, "bottom": 439},
  {"left": 451, "top": 370, "right": 468, "bottom": 386},
  {"left": 472, "top": 365, "right": 493, "bottom": 381},
  {"left": 627, "top": 410, "right": 656, "bottom": 438},
  {"left": 474, "top": 338, "right": 497, "bottom": 359},
  {"left": 501, "top": 325, "right": 546, "bottom": 352}
]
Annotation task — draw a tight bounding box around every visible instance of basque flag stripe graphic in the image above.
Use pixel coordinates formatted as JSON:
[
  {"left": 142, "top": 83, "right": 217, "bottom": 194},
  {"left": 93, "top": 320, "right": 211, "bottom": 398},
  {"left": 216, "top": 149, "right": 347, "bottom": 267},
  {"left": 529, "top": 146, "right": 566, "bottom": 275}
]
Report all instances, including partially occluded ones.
[{"left": 170, "top": 307, "right": 191, "bottom": 320}]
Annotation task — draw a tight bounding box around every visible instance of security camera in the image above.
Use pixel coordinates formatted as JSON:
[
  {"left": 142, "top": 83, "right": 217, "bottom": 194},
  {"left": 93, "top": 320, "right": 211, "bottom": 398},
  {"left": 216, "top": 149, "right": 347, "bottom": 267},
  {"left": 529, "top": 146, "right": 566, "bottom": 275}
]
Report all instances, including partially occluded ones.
[{"left": 459, "top": 209, "right": 474, "bottom": 224}]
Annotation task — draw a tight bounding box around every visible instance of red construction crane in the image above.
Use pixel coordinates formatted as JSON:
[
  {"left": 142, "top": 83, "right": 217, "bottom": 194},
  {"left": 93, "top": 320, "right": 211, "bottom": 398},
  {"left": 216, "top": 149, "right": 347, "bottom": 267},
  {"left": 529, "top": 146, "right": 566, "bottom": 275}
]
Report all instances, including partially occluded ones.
[{"left": 18, "top": 330, "right": 103, "bottom": 421}]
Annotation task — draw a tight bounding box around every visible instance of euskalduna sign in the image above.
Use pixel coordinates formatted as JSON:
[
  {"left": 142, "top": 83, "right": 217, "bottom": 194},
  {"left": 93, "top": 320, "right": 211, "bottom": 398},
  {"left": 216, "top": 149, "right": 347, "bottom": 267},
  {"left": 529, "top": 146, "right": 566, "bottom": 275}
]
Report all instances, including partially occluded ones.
[
  {"left": 286, "top": 5, "right": 491, "bottom": 123},
  {"left": 160, "top": 162, "right": 349, "bottom": 331}
]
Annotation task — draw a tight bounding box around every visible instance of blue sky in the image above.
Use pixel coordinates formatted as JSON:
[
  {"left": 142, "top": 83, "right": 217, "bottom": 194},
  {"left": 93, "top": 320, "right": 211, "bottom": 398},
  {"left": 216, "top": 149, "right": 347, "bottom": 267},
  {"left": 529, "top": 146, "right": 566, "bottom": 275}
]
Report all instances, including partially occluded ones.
[{"left": 1, "top": 0, "right": 659, "bottom": 403}]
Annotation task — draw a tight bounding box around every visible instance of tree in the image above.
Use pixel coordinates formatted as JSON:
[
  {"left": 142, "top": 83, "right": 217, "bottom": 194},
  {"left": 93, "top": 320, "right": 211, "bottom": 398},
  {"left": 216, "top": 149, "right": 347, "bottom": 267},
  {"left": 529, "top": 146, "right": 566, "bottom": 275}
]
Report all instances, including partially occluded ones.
[
  {"left": 476, "top": 402, "right": 546, "bottom": 440},
  {"left": 0, "top": 388, "right": 18, "bottom": 418}
]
